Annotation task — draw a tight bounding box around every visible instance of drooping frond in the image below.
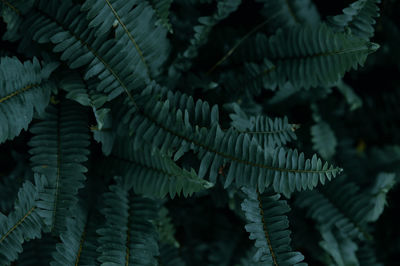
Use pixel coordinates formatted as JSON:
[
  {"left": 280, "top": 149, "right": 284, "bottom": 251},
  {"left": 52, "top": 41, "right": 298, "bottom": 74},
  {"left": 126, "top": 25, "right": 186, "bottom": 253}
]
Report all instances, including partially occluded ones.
[
  {"left": 296, "top": 176, "right": 378, "bottom": 240},
  {"left": 0, "top": 57, "right": 58, "bottom": 144},
  {"left": 29, "top": 101, "right": 90, "bottom": 234},
  {"left": 367, "top": 172, "right": 396, "bottom": 222},
  {"left": 255, "top": 0, "right": 320, "bottom": 31},
  {"left": 311, "top": 121, "right": 337, "bottom": 160},
  {"left": 149, "top": 0, "right": 174, "bottom": 33},
  {"left": 22, "top": 0, "right": 145, "bottom": 100},
  {"left": 319, "top": 227, "right": 359, "bottom": 266},
  {"left": 108, "top": 139, "right": 213, "bottom": 198},
  {"left": 327, "top": 0, "right": 381, "bottom": 40},
  {"left": 257, "top": 23, "right": 378, "bottom": 89},
  {"left": 121, "top": 94, "right": 341, "bottom": 196},
  {"left": 0, "top": 175, "right": 46, "bottom": 266},
  {"left": 97, "top": 177, "right": 159, "bottom": 265},
  {"left": 81, "top": 0, "right": 170, "bottom": 78},
  {"left": 50, "top": 204, "right": 100, "bottom": 266},
  {"left": 241, "top": 187, "right": 305, "bottom": 265}
]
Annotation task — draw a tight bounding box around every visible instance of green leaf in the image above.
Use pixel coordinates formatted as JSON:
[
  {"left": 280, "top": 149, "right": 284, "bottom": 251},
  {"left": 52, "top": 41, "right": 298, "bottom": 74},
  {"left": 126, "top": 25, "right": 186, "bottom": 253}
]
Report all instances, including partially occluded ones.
[
  {"left": 241, "top": 187, "right": 305, "bottom": 265},
  {"left": 97, "top": 177, "right": 159, "bottom": 265},
  {"left": 0, "top": 57, "right": 58, "bottom": 144},
  {"left": 0, "top": 174, "right": 46, "bottom": 266},
  {"left": 29, "top": 101, "right": 90, "bottom": 234}
]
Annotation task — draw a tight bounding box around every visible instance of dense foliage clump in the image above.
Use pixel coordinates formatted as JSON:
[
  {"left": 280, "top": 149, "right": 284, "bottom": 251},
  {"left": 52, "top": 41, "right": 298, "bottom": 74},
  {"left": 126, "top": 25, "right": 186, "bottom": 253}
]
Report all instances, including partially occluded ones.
[{"left": 1, "top": 0, "right": 399, "bottom": 265}]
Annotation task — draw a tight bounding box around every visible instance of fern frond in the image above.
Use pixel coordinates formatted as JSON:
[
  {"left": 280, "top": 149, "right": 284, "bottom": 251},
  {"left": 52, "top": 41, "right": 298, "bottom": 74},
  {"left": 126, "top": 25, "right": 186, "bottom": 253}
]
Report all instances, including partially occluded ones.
[
  {"left": 122, "top": 95, "right": 341, "bottom": 196},
  {"left": 327, "top": 0, "right": 381, "bottom": 40},
  {"left": 81, "top": 0, "right": 170, "bottom": 78},
  {"left": 0, "top": 175, "right": 46, "bottom": 266},
  {"left": 255, "top": 0, "right": 320, "bottom": 32},
  {"left": 50, "top": 204, "right": 100, "bottom": 266},
  {"left": 23, "top": 0, "right": 144, "bottom": 100},
  {"left": 97, "top": 177, "right": 159, "bottom": 265},
  {"left": 0, "top": 57, "right": 58, "bottom": 144},
  {"left": 28, "top": 101, "right": 90, "bottom": 234},
  {"left": 230, "top": 104, "right": 297, "bottom": 148},
  {"left": 311, "top": 121, "right": 337, "bottom": 160},
  {"left": 367, "top": 172, "right": 396, "bottom": 222},
  {"left": 319, "top": 227, "right": 359, "bottom": 266},
  {"left": 241, "top": 187, "right": 305, "bottom": 265},
  {"left": 295, "top": 177, "right": 374, "bottom": 240},
  {"left": 259, "top": 23, "right": 378, "bottom": 89},
  {"left": 109, "top": 139, "right": 213, "bottom": 198}
]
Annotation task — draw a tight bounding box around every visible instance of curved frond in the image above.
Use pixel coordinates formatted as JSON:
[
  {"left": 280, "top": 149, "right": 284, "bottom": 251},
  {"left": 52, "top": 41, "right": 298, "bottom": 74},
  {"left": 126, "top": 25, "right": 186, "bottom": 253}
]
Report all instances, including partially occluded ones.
[
  {"left": 97, "top": 177, "right": 159, "bottom": 265},
  {"left": 28, "top": 101, "right": 90, "bottom": 234},
  {"left": 327, "top": 0, "right": 381, "bottom": 40},
  {"left": 319, "top": 227, "right": 359, "bottom": 266},
  {"left": 262, "top": 23, "right": 378, "bottom": 89},
  {"left": 367, "top": 172, "right": 396, "bottom": 222},
  {"left": 241, "top": 187, "right": 305, "bottom": 265},
  {"left": 121, "top": 95, "right": 341, "bottom": 196},
  {"left": 109, "top": 139, "right": 213, "bottom": 198},
  {"left": 295, "top": 177, "right": 373, "bottom": 240},
  {"left": 0, "top": 175, "right": 46, "bottom": 265},
  {"left": 22, "top": 0, "right": 145, "bottom": 100},
  {"left": 81, "top": 0, "right": 170, "bottom": 78},
  {"left": 0, "top": 57, "right": 58, "bottom": 144}
]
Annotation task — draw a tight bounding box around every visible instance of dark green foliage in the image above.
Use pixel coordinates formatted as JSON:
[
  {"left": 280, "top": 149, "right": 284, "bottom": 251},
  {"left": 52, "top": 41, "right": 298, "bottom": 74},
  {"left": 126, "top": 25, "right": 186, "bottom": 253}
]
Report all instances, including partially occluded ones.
[
  {"left": 0, "top": 175, "right": 45, "bottom": 265},
  {"left": 241, "top": 187, "right": 305, "bottom": 265},
  {"left": 96, "top": 177, "right": 159, "bottom": 265},
  {"left": 0, "top": 57, "right": 58, "bottom": 144},
  {"left": 0, "top": 0, "right": 399, "bottom": 265},
  {"left": 327, "top": 0, "right": 381, "bottom": 40},
  {"left": 29, "top": 101, "right": 90, "bottom": 234}
]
